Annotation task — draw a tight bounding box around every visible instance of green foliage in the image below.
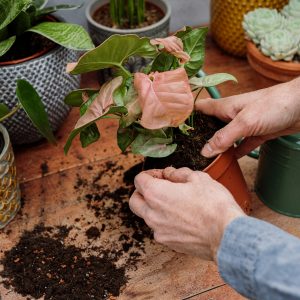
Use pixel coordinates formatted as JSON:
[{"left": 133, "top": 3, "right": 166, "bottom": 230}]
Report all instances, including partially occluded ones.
[
  {"left": 110, "top": 0, "right": 145, "bottom": 28},
  {"left": 68, "top": 35, "right": 157, "bottom": 78},
  {"left": 0, "top": 0, "right": 94, "bottom": 58},
  {"left": 15, "top": 79, "right": 56, "bottom": 144},
  {"left": 0, "top": 80, "right": 56, "bottom": 145},
  {"left": 65, "top": 28, "right": 235, "bottom": 158}
]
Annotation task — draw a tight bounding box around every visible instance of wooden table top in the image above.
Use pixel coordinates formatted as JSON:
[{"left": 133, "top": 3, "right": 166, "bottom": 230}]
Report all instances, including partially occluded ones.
[{"left": 1, "top": 36, "right": 300, "bottom": 300}]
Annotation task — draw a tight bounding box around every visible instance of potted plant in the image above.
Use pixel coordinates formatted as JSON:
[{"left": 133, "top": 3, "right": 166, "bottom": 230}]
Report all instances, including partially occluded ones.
[
  {"left": 0, "top": 79, "right": 55, "bottom": 229},
  {"left": 63, "top": 27, "right": 251, "bottom": 213},
  {"left": 86, "top": 0, "right": 171, "bottom": 45},
  {"left": 243, "top": 3, "right": 300, "bottom": 82},
  {"left": 0, "top": 0, "right": 94, "bottom": 144}
]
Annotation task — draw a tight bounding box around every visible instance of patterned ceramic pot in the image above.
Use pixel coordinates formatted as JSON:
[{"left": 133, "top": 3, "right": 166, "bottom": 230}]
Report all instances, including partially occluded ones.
[
  {"left": 86, "top": 0, "right": 171, "bottom": 46},
  {"left": 0, "top": 124, "right": 20, "bottom": 229},
  {"left": 0, "top": 18, "right": 80, "bottom": 145},
  {"left": 210, "top": 0, "right": 288, "bottom": 57}
]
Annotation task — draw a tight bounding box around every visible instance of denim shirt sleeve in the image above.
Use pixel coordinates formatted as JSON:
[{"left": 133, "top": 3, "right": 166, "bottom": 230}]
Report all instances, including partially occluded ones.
[{"left": 217, "top": 216, "right": 300, "bottom": 300}]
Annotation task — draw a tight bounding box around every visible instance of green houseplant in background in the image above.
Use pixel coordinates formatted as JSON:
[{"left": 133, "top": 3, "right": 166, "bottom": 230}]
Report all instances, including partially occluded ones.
[
  {"left": 0, "top": 79, "right": 55, "bottom": 229},
  {"left": 85, "top": 0, "right": 171, "bottom": 46},
  {"left": 0, "top": 0, "right": 94, "bottom": 144},
  {"left": 243, "top": 2, "right": 300, "bottom": 82},
  {"left": 63, "top": 28, "right": 252, "bottom": 213}
]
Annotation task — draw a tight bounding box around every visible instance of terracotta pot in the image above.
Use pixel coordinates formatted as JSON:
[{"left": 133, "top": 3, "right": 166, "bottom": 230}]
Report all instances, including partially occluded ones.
[
  {"left": 204, "top": 147, "right": 251, "bottom": 214},
  {"left": 246, "top": 41, "right": 300, "bottom": 82}
]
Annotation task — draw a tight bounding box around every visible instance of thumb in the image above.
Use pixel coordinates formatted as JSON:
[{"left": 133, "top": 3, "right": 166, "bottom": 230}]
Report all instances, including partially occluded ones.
[
  {"left": 163, "top": 167, "right": 194, "bottom": 183},
  {"left": 201, "top": 118, "right": 246, "bottom": 158}
]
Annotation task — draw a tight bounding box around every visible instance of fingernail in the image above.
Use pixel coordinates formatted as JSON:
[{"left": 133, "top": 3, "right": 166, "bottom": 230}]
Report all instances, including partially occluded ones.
[{"left": 201, "top": 143, "right": 215, "bottom": 157}]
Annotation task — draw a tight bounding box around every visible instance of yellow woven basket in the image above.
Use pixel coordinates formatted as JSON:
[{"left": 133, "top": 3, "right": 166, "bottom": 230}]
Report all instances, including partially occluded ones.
[
  {"left": 0, "top": 124, "right": 20, "bottom": 229},
  {"left": 210, "top": 0, "right": 289, "bottom": 57}
]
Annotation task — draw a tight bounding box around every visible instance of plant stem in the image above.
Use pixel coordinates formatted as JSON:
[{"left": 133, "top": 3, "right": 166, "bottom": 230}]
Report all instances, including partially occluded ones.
[{"left": 0, "top": 103, "right": 21, "bottom": 122}]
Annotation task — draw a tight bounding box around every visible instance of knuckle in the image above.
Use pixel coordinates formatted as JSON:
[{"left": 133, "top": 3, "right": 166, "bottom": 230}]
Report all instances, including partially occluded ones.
[
  {"left": 153, "top": 232, "right": 165, "bottom": 244},
  {"left": 212, "top": 129, "right": 227, "bottom": 149}
]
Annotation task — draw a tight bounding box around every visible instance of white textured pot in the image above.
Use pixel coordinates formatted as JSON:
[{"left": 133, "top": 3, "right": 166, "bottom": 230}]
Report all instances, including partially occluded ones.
[
  {"left": 0, "top": 124, "right": 21, "bottom": 229},
  {"left": 86, "top": 0, "right": 171, "bottom": 45}
]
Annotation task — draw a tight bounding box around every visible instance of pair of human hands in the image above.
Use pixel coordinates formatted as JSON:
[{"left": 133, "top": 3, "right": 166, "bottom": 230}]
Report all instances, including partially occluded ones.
[{"left": 129, "top": 78, "right": 300, "bottom": 261}]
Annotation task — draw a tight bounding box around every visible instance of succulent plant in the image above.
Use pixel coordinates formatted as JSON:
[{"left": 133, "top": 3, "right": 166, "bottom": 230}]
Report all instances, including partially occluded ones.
[
  {"left": 260, "top": 28, "right": 298, "bottom": 61},
  {"left": 282, "top": 0, "right": 300, "bottom": 19},
  {"left": 243, "top": 8, "right": 284, "bottom": 44},
  {"left": 286, "top": 18, "right": 300, "bottom": 40}
]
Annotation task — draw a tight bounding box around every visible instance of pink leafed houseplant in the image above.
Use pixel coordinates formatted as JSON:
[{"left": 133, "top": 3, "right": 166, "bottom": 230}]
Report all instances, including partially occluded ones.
[{"left": 63, "top": 27, "right": 251, "bottom": 212}]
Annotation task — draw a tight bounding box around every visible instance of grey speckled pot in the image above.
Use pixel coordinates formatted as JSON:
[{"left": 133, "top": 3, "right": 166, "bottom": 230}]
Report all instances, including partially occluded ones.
[
  {"left": 0, "top": 45, "right": 80, "bottom": 145},
  {"left": 86, "top": 0, "right": 171, "bottom": 45},
  {"left": 0, "top": 124, "right": 20, "bottom": 229}
]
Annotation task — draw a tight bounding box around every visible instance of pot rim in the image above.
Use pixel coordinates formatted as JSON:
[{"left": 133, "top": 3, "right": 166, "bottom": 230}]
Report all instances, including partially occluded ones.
[
  {"left": 203, "top": 147, "right": 234, "bottom": 179},
  {"left": 86, "top": 0, "right": 171, "bottom": 34},
  {"left": 0, "top": 124, "right": 10, "bottom": 161},
  {"left": 0, "top": 15, "right": 60, "bottom": 67},
  {"left": 246, "top": 41, "right": 300, "bottom": 71}
]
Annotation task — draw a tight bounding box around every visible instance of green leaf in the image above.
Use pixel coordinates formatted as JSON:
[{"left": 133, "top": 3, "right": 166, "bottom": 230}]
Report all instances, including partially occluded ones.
[
  {"left": 0, "top": 103, "right": 10, "bottom": 118},
  {"left": 80, "top": 123, "right": 100, "bottom": 148},
  {"left": 28, "top": 22, "right": 95, "bottom": 51},
  {"left": 68, "top": 35, "right": 157, "bottom": 77},
  {"left": 64, "top": 89, "right": 98, "bottom": 107},
  {"left": 0, "top": 0, "right": 32, "bottom": 30},
  {"left": 151, "top": 52, "right": 179, "bottom": 72},
  {"left": 33, "top": 0, "right": 48, "bottom": 9},
  {"left": 8, "top": 10, "right": 31, "bottom": 36},
  {"left": 64, "top": 106, "right": 127, "bottom": 154},
  {"left": 175, "top": 26, "right": 193, "bottom": 39},
  {"left": 189, "top": 73, "right": 237, "bottom": 88},
  {"left": 0, "top": 36, "right": 16, "bottom": 57},
  {"left": 36, "top": 4, "right": 82, "bottom": 17},
  {"left": 117, "top": 126, "right": 137, "bottom": 152},
  {"left": 131, "top": 133, "right": 177, "bottom": 157},
  {"left": 179, "top": 27, "right": 208, "bottom": 77},
  {"left": 16, "top": 79, "right": 56, "bottom": 144},
  {"left": 179, "top": 123, "right": 193, "bottom": 135}
]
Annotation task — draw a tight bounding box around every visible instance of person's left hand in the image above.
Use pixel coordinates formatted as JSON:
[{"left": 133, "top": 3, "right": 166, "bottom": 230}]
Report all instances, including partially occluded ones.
[{"left": 129, "top": 167, "right": 245, "bottom": 261}]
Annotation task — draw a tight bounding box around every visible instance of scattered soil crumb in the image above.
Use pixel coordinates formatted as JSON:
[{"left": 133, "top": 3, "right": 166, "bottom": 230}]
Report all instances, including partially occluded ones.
[
  {"left": 86, "top": 226, "right": 101, "bottom": 240},
  {"left": 40, "top": 161, "right": 49, "bottom": 176}
]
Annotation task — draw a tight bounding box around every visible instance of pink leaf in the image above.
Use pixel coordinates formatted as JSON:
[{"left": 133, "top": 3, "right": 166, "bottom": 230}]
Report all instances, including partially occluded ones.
[
  {"left": 134, "top": 68, "right": 194, "bottom": 129},
  {"left": 66, "top": 62, "right": 78, "bottom": 73},
  {"left": 75, "top": 76, "right": 123, "bottom": 129},
  {"left": 150, "top": 36, "right": 190, "bottom": 64}
]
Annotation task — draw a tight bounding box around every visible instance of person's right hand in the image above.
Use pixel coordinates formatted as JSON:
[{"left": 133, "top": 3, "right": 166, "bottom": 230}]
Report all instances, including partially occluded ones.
[{"left": 195, "top": 77, "right": 300, "bottom": 158}]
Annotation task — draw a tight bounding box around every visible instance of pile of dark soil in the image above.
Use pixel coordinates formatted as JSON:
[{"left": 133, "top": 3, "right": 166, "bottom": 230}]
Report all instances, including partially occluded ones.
[
  {"left": 93, "top": 2, "right": 164, "bottom": 29},
  {"left": 144, "top": 112, "right": 224, "bottom": 171},
  {"left": 1, "top": 224, "right": 126, "bottom": 300}
]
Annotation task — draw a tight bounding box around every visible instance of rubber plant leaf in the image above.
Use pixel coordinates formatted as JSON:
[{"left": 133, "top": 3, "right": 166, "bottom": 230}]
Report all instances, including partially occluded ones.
[
  {"left": 131, "top": 134, "right": 177, "bottom": 158},
  {"left": 33, "top": 0, "right": 48, "bottom": 9},
  {"left": 75, "top": 76, "right": 123, "bottom": 129},
  {"left": 0, "top": 103, "right": 10, "bottom": 119},
  {"left": 16, "top": 79, "right": 56, "bottom": 145},
  {"left": 80, "top": 122, "right": 100, "bottom": 148},
  {"left": 64, "top": 89, "right": 98, "bottom": 107},
  {"left": 117, "top": 126, "right": 137, "bottom": 152},
  {"left": 189, "top": 73, "right": 237, "bottom": 88},
  {"left": 0, "top": 36, "right": 16, "bottom": 57},
  {"left": 66, "top": 35, "right": 157, "bottom": 77},
  {"left": 35, "top": 4, "right": 82, "bottom": 17},
  {"left": 134, "top": 68, "right": 194, "bottom": 129},
  {"left": 177, "top": 27, "right": 208, "bottom": 77},
  {"left": 151, "top": 36, "right": 190, "bottom": 64},
  {"left": 28, "top": 22, "right": 95, "bottom": 51},
  {"left": 0, "top": 0, "right": 32, "bottom": 31}
]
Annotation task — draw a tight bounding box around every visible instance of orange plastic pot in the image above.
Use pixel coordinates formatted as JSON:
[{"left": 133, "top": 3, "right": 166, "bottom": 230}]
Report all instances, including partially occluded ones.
[{"left": 204, "top": 147, "right": 251, "bottom": 214}]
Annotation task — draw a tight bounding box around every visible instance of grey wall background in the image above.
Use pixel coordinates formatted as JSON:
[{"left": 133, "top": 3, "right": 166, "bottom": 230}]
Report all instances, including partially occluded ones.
[{"left": 48, "top": 0, "right": 210, "bottom": 32}]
